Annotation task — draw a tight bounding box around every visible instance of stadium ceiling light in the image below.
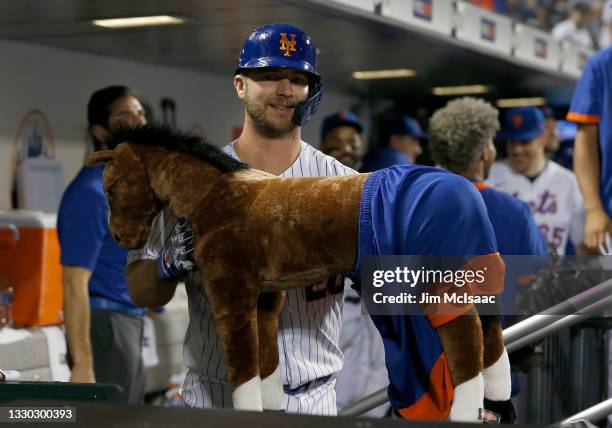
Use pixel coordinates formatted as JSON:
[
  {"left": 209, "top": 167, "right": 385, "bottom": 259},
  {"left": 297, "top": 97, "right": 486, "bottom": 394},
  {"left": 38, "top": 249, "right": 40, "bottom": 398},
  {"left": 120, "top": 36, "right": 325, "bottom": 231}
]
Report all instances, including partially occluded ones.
[
  {"left": 496, "top": 97, "right": 546, "bottom": 108},
  {"left": 432, "top": 85, "right": 490, "bottom": 96},
  {"left": 92, "top": 15, "right": 185, "bottom": 28},
  {"left": 352, "top": 69, "right": 417, "bottom": 79}
]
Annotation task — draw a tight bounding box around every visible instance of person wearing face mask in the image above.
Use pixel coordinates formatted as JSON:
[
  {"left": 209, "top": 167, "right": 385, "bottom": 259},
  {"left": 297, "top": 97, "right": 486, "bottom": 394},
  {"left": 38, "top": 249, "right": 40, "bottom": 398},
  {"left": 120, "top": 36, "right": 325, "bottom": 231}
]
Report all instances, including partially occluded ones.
[
  {"left": 57, "top": 85, "right": 148, "bottom": 403},
  {"left": 360, "top": 114, "right": 426, "bottom": 172},
  {"left": 487, "top": 106, "right": 585, "bottom": 256},
  {"left": 319, "top": 111, "right": 364, "bottom": 170}
]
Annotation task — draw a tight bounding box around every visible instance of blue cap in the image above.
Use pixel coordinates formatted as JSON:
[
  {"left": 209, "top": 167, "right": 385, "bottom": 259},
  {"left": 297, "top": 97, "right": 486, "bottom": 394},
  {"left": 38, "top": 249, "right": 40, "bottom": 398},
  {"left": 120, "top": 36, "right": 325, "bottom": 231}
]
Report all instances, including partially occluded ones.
[
  {"left": 386, "top": 115, "right": 427, "bottom": 139},
  {"left": 321, "top": 111, "right": 363, "bottom": 138},
  {"left": 236, "top": 23, "right": 319, "bottom": 80},
  {"left": 500, "top": 107, "right": 546, "bottom": 141},
  {"left": 556, "top": 120, "right": 577, "bottom": 142}
]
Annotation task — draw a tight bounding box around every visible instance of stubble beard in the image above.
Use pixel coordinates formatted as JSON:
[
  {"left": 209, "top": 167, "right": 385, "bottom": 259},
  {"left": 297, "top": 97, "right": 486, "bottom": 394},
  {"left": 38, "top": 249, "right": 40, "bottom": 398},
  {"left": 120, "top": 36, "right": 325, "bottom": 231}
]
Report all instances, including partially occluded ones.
[{"left": 244, "top": 90, "right": 297, "bottom": 139}]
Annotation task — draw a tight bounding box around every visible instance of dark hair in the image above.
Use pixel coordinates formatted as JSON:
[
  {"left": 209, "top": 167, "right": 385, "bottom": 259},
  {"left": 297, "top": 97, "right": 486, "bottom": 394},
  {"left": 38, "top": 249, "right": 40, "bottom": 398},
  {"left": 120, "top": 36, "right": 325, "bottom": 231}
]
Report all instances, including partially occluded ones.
[
  {"left": 572, "top": 1, "right": 591, "bottom": 13},
  {"left": 87, "top": 86, "right": 136, "bottom": 149},
  {"left": 107, "top": 123, "right": 250, "bottom": 173}
]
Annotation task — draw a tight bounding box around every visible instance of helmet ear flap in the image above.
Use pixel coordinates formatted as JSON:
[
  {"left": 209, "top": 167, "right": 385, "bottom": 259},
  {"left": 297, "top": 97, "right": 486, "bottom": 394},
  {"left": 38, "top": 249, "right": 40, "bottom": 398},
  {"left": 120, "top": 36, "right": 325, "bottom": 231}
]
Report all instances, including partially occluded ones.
[{"left": 293, "top": 80, "right": 323, "bottom": 127}]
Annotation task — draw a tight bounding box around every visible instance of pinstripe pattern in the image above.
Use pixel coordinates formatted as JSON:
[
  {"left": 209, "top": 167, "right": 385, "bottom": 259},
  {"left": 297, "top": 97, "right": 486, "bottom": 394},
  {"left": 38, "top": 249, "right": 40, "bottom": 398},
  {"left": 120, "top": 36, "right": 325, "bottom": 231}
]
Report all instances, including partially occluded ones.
[{"left": 128, "top": 140, "right": 355, "bottom": 414}]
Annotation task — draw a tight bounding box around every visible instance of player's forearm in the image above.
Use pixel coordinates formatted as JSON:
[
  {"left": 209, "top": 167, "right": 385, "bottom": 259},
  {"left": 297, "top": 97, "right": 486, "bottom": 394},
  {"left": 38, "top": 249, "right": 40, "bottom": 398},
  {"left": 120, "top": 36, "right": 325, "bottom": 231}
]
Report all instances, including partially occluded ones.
[
  {"left": 126, "top": 259, "right": 178, "bottom": 307},
  {"left": 62, "top": 267, "right": 93, "bottom": 368},
  {"left": 574, "top": 125, "right": 603, "bottom": 211}
]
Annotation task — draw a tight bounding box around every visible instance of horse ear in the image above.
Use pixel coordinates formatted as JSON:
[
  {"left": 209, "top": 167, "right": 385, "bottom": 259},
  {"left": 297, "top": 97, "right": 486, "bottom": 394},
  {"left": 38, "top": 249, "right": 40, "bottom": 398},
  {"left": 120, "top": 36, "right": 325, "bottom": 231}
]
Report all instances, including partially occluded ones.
[{"left": 87, "top": 150, "right": 115, "bottom": 167}]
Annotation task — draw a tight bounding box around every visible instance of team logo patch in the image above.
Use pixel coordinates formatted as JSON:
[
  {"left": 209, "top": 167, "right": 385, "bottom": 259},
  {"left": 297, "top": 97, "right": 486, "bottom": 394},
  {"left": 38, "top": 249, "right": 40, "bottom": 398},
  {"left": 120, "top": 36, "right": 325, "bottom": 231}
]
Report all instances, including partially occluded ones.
[
  {"left": 535, "top": 37, "right": 547, "bottom": 59},
  {"left": 413, "top": 0, "right": 433, "bottom": 21},
  {"left": 480, "top": 18, "right": 496, "bottom": 42},
  {"left": 512, "top": 113, "right": 523, "bottom": 128},
  {"left": 280, "top": 32, "right": 297, "bottom": 57}
]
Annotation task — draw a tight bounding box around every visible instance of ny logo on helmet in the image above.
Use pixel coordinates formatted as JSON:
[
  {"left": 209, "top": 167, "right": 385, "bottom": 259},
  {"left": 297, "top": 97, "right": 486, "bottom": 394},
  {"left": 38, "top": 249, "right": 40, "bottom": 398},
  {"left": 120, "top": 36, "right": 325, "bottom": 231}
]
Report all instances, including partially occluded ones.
[{"left": 280, "top": 33, "right": 297, "bottom": 57}]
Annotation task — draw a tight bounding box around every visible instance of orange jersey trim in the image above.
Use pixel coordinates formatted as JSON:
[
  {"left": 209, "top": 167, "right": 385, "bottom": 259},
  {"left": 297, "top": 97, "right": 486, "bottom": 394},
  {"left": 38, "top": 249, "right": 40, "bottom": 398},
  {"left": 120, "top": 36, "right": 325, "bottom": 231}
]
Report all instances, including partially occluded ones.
[
  {"left": 425, "top": 252, "right": 505, "bottom": 328},
  {"left": 473, "top": 181, "right": 489, "bottom": 191},
  {"left": 398, "top": 353, "right": 455, "bottom": 420},
  {"left": 566, "top": 112, "right": 600, "bottom": 124}
]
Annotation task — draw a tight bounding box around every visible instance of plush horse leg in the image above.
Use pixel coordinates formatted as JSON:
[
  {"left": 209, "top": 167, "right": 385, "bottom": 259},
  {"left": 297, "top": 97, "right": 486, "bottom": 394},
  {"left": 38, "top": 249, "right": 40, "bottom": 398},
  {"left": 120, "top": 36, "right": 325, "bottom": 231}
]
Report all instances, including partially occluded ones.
[
  {"left": 205, "top": 279, "right": 262, "bottom": 411},
  {"left": 436, "top": 308, "right": 484, "bottom": 422},
  {"left": 257, "top": 291, "right": 286, "bottom": 411},
  {"left": 480, "top": 313, "right": 514, "bottom": 423}
]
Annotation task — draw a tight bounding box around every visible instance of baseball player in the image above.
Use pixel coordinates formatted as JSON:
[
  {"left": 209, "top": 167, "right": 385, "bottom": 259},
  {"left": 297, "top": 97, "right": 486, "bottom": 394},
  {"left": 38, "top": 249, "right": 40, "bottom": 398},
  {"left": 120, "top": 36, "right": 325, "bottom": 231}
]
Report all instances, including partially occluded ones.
[
  {"left": 566, "top": 47, "right": 612, "bottom": 251},
  {"left": 318, "top": 112, "right": 390, "bottom": 416},
  {"left": 487, "top": 106, "right": 585, "bottom": 255},
  {"left": 429, "top": 98, "right": 548, "bottom": 316},
  {"left": 360, "top": 114, "right": 425, "bottom": 172},
  {"left": 319, "top": 110, "right": 364, "bottom": 170},
  {"left": 125, "top": 23, "right": 354, "bottom": 415}
]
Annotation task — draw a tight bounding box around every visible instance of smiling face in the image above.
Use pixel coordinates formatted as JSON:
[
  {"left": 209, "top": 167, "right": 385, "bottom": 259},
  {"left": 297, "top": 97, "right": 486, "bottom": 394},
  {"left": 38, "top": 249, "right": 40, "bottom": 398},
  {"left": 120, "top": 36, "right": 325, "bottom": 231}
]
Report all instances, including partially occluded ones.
[
  {"left": 321, "top": 125, "right": 364, "bottom": 169},
  {"left": 506, "top": 134, "right": 546, "bottom": 175},
  {"left": 88, "top": 143, "right": 160, "bottom": 249},
  {"left": 235, "top": 68, "right": 310, "bottom": 138}
]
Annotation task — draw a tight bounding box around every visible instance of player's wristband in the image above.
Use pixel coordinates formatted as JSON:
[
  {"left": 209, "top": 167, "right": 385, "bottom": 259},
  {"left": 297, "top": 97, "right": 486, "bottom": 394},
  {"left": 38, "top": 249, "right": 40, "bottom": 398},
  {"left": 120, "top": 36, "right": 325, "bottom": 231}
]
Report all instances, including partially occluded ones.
[{"left": 157, "top": 250, "right": 181, "bottom": 282}]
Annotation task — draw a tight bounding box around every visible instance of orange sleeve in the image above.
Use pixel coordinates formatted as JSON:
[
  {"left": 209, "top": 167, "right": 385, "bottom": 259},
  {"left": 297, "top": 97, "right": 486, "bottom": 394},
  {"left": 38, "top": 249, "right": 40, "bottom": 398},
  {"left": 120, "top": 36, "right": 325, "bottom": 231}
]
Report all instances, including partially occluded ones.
[{"left": 566, "top": 112, "right": 600, "bottom": 124}]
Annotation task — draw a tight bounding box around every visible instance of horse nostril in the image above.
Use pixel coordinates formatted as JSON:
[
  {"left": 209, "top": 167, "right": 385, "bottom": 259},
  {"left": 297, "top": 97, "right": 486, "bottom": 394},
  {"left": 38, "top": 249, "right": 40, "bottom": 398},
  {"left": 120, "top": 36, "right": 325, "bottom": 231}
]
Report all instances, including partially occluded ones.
[{"left": 113, "top": 233, "right": 122, "bottom": 243}]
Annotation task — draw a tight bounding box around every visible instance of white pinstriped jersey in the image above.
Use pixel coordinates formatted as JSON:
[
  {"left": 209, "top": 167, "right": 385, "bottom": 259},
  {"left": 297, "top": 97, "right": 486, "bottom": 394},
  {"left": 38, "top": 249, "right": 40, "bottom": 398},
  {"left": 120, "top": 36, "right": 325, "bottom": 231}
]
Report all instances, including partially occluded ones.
[
  {"left": 128, "top": 140, "right": 355, "bottom": 414},
  {"left": 487, "top": 160, "right": 585, "bottom": 255}
]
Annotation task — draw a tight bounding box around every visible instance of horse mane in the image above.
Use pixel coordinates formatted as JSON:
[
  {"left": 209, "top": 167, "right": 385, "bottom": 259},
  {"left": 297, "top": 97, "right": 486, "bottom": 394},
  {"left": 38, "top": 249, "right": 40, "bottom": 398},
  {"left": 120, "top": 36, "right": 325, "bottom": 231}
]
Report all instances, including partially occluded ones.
[{"left": 106, "top": 123, "right": 250, "bottom": 173}]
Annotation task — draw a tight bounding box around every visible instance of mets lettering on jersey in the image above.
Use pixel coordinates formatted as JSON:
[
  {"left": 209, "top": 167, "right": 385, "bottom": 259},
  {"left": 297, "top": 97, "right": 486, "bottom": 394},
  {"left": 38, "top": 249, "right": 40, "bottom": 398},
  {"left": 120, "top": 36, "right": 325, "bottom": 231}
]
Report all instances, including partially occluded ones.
[
  {"left": 487, "top": 160, "right": 584, "bottom": 255},
  {"left": 567, "top": 48, "right": 612, "bottom": 216}
]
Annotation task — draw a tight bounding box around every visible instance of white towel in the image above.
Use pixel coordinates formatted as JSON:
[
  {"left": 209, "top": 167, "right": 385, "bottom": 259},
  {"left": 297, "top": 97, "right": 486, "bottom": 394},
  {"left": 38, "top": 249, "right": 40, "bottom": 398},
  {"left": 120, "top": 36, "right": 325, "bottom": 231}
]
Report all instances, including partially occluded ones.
[{"left": 41, "top": 326, "right": 70, "bottom": 381}]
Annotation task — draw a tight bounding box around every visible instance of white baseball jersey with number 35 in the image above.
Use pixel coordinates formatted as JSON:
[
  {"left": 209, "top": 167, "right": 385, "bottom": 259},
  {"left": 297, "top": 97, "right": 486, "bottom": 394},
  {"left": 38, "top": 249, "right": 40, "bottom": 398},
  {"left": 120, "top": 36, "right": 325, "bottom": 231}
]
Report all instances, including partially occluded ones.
[{"left": 487, "top": 160, "right": 585, "bottom": 255}]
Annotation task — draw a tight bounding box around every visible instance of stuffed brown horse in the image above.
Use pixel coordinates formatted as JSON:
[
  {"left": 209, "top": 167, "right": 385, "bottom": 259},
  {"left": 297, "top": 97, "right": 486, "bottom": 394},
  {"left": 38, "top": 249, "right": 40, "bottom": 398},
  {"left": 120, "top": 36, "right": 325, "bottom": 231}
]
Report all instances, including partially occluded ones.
[{"left": 88, "top": 125, "right": 511, "bottom": 420}]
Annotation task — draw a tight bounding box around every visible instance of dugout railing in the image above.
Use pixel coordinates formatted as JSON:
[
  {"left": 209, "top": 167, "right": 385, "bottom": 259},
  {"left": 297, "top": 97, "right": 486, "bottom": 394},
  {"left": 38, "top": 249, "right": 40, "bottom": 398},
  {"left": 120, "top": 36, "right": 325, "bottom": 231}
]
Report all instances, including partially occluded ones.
[{"left": 340, "top": 278, "right": 612, "bottom": 421}]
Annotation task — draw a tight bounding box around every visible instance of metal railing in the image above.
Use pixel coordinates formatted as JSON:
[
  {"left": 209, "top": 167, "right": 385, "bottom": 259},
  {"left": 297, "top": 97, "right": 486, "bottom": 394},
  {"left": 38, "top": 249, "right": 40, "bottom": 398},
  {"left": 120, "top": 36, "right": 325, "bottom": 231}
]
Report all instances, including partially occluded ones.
[
  {"left": 340, "top": 278, "right": 612, "bottom": 417},
  {"left": 555, "top": 398, "right": 612, "bottom": 427}
]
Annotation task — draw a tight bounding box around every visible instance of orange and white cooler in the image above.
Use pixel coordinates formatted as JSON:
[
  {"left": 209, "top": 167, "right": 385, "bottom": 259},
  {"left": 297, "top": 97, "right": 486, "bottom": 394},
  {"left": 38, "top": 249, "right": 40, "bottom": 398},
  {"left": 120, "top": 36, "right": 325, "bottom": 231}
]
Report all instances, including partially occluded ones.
[{"left": 0, "top": 210, "right": 63, "bottom": 326}]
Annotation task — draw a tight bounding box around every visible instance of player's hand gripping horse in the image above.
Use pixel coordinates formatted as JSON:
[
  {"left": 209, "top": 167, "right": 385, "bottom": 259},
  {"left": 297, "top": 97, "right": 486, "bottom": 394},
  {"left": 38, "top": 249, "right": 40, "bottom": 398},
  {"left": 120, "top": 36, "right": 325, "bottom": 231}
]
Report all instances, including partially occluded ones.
[{"left": 88, "top": 125, "right": 512, "bottom": 421}]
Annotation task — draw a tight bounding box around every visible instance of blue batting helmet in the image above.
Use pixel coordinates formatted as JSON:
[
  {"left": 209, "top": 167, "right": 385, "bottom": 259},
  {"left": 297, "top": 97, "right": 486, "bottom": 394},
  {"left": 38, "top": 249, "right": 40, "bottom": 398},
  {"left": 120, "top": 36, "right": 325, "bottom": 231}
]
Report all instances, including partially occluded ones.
[{"left": 236, "top": 23, "right": 323, "bottom": 127}]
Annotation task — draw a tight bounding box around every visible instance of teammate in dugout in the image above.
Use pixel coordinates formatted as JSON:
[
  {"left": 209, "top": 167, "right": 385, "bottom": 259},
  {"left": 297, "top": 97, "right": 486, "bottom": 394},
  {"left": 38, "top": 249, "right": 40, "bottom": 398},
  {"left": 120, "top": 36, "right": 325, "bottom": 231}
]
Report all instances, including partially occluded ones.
[
  {"left": 124, "top": 23, "right": 355, "bottom": 414},
  {"left": 360, "top": 114, "right": 425, "bottom": 172},
  {"left": 319, "top": 110, "right": 364, "bottom": 171},
  {"left": 487, "top": 106, "right": 585, "bottom": 255},
  {"left": 57, "top": 86, "right": 148, "bottom": 403},
  {"left": 428, "top": 97, "right": 548, "bottom": 327},
  {"left": 319, "top": 111, "right": 391, "bottom": 417},
  {"left": 566, "top": 46, "right": 612, "bottom": 252}
]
